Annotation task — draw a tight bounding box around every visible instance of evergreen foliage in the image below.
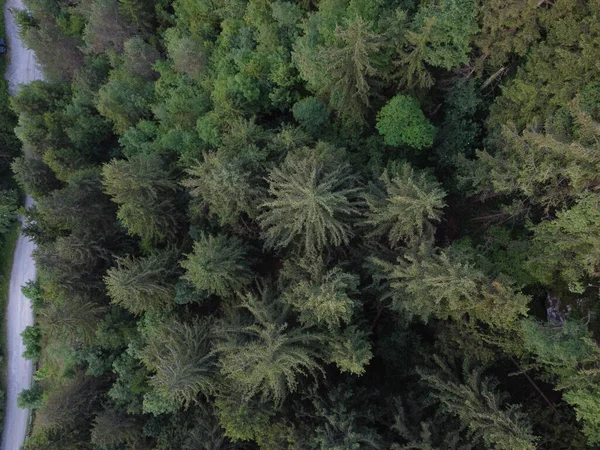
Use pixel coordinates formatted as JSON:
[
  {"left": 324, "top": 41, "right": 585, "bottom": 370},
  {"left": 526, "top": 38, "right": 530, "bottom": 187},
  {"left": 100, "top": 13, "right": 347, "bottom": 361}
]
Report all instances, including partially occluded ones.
[
  {"left": 105, "top": 250, "right": 179, "bottom": 314},
  {"left": 11, "top": 0, "right": 600, "bottom": 448},
  {"left": 102, "top": 153, "right": 180, "bottom": 243},
  {"left": 259, "top": 144, "right": 361, "bottom": 256},
  {"left": 140, "top": 318, "right": 216, "bottom": 410},
  {"left": 364, "top": 162, "right": 446, "bottom": 246},
  {"left": 215, "top": 292, "right": 324, "bottom": 405},
  {"left": 181, "top": 233, "right": 252, "bottom": 298},
  {"left": 419, "top": 359, "right": 537, "bottom": 450}
]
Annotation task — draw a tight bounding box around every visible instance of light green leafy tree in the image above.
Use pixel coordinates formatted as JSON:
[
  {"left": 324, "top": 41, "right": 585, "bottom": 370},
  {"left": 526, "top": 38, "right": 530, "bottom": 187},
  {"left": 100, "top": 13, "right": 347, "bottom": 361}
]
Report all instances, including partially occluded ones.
[
  {"left": 18, "top": 382, "right": 44, "bottom": 410},
  {"left": 376, "top": 95, "right": 436, "bottom": 149}
]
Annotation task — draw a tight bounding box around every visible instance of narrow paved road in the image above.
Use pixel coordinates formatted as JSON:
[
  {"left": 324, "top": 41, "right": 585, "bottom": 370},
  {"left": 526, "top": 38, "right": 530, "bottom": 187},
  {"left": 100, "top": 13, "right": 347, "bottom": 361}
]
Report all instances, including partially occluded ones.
[{"left": 2, "top": 0, "right": 42, "bottom": 448}]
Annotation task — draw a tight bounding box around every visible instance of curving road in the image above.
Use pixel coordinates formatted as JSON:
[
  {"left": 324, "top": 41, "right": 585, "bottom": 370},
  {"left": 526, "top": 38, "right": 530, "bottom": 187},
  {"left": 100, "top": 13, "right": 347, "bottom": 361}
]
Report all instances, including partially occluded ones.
[{"left": 2, "top": 0, "right": 42, "bottom": 449}]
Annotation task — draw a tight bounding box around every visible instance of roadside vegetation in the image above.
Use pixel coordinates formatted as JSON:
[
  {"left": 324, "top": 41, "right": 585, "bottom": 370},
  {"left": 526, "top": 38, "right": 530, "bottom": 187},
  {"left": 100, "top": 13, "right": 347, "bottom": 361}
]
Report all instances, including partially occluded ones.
[
  {"left": 0, "top": 0, "right": 27, "bottom": 435},
  {"left": 7, "top": 0, "right": 600, "bottom": 449}
]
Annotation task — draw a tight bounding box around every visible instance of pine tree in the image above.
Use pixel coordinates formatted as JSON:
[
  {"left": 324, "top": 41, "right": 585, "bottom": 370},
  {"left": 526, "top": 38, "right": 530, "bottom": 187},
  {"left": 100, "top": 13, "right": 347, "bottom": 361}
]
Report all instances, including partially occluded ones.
[
  {"left": 371, "top": 243, "right": 529, "bottom": 330},
  {"left": 91, "top": 408, "right": 145, "bottom": 449},
  {"left": 364, "top": 162, "right": 446, "bottom": 247},
  {"left": 215, "top": 292, "right": 324, "bottom": 405},
  {"left": 140, "top": 318, "right": 216, "bottom": 409},
  {"left": 259, "top": 144, "right": 362, "bottom": 256},
  {"left": 304, "top": 385, "right": 383, "bottom": 449},
  {"left": 419, "top": 358, "right": 538, "bottom": 450},
  {"left": 459, "top": 114, "right": 600, "bottom": 218},
  {"left": 319, "top": 17, "right": 382, "bottom": 126},
  {"left": 182, "top": 152, "right": 262, "bottom": 226},
  {"left": 409, "top": 0, "right": 478, "bottom": 71},
  {"left": 105, "top": 250, "right": 179, "bottom": 314},
  {"left": 102, "top": 153, "right": 180, "bottom": 244},
  {"left": 522, "top": 319, "right": 600, "bottom": 445},
  {"left": 38, "top": 297, "right": 105, "bottom": 345},
  {"left": 181, "top": 233, "right": 252, "bottom": 298},
  {"left": 327, "top": 325, "right": 373, "bottom": 375},
  {"left": 283, "top": 263, "right": 359, "bottom": 329},
  {"left": 527, "top": 194, "right": 600, "bottom": 294},
  {"left": 35, "top": 373, "right": 104, "bottom": 432}
]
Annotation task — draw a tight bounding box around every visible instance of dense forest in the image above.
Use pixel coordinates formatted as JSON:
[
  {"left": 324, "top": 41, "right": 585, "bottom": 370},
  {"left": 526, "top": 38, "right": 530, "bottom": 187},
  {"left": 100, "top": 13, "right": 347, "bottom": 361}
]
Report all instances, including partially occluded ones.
[{"left": 6, "top": 0, "right": 600, "bottom": 448}]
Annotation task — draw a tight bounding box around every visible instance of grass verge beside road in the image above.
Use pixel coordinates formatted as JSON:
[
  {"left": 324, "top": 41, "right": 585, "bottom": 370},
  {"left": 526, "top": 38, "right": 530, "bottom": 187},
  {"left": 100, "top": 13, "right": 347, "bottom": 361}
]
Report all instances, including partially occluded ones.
[{"left": 0, "top": 223, "right": 20, "bottom": 431}]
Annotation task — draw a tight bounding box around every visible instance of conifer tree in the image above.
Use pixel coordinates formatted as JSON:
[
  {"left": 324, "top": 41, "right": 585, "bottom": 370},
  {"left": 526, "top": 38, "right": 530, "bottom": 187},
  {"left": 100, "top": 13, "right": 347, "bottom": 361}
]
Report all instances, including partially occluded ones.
[
  {"left": 259, "top": 144, "right": 362, "bottom": 256},
  {"left": 371, "top": 243, "right": 529, "bottom": 329},
  {"left": 319, "top": 17, "right": 382, "bottom": 125},
  {"left": 215, "top": 292, "right": 324, "bottom": 405},
  {"left": 304, "top": 385, "right": 383, "bottom": 449},
  {"left": 419, "top": 358, "right": 537, "bottom": 450},
  {"left": 522, "top": 319, "right": 600, "bottom": 445},
  {"left": 527, "top": 194, "right": 600, "bottom": 294},
  {"left": 105, "top": 250, "right": 179, "bottom": 314},
  {"left": 181, "top": 233, "right": 252, "bottom": 298},
  {"left": 364, "top": 162, "right": 446, "bottom": 247},
  {"left": 182, "top": 152, "right": 262, "bottom": 226},
  {"left": 102, "top": 153, "right": 180, "bottom": 244},
  {"left": 38, "top": 297, "right": 105, "bottom": 345},
  {"left": 91, "top": 408, "right": 145, "bottom": 449},
  {"left": 140, "top": 318, "right": 216, "bottom": 409},
  {"left": 460, "top": 113, "right": 600, "bottom": 217},
  {"left": 409, "top": 0, "right": 478, "bottom": 71},
  {"left": 284, "top": 264, "right": 359, "bottom": 329}
]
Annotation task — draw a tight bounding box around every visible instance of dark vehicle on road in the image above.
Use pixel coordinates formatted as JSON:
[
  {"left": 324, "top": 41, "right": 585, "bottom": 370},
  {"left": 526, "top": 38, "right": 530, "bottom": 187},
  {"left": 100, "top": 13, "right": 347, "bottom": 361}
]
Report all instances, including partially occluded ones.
[{"left": 0, "top": 38, "right": 6, "bottom": 54}]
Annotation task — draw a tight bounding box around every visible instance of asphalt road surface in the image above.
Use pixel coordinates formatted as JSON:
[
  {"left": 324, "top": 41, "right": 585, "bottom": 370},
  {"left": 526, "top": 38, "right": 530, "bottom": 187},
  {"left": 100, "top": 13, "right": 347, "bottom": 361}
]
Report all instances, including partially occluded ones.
[{"left": 2, "top": 0, "right": 42, "bottom": 448}]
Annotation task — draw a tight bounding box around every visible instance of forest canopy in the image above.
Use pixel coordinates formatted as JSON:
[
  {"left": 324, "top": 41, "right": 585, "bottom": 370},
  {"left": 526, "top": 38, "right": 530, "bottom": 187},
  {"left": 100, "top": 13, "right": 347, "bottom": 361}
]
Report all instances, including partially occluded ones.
[{"left": 8, "top": 0, "right": 600, "bottom": 449}]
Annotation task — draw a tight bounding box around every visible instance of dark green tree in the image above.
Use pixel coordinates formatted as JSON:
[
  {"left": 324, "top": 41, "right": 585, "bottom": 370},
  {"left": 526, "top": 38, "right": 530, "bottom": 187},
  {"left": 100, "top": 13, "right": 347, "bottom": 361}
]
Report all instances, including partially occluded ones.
[
  {"left": 318, "top": 17, "right": 382, "bottom": 125},
  {"left": 0, "top": 189, "right": 19, "bottom": 234},
  {"left": 419, "top": 358, "right": 538, "bottom": 450},
  {"left": 105, "top": 250, "right": 179, "bottom": 314},
  {"left": 102, "top": 153, "right": 180, "bottom": 244}
]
